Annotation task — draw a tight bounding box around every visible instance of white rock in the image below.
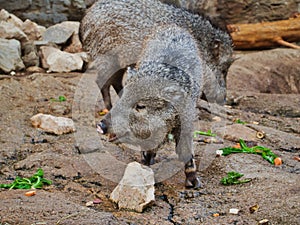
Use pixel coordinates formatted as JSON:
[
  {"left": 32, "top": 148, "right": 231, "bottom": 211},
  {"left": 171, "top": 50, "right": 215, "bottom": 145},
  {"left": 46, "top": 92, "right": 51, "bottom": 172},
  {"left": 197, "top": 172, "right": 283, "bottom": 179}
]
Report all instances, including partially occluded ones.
[
  {"left": 76, "top": 52, "right": 89, "bottom": 63},
  {"left": 110, "top": 162, "right": 155, "bottom": 212},
  {"left": 30, "top": 113, "right": 76, "bottom": 135},
  {"left": 0, "top": 21, "right": 28, "bottom": 42},
  {"left": 0, "top": 38, "right": 25, "bottom": 73},
  {"left": 40, "top": 46, "right": 83, "bottom": 72},
  {"left": 0, "top": 9, "right": 23, "bottom": 29}
]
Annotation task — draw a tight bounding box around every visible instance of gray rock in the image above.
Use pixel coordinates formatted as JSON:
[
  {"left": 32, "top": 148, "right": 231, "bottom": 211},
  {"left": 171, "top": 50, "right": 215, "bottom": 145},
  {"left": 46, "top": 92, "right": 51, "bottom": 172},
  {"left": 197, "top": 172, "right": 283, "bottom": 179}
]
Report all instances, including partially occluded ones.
[
  {"left": 74, "top": 126, "right": 102, "bottom": 154},
  {"left": 42, "top": 23, "right": 74, "bottom": 45},
  {"left": 61, "top": 21, "right": 83, "bottom": 53},
  {"left": 0, "top": 38, "right": 25, "bottom": 73},
  {"left": 40, "top": 46, "right": 83, "bottom": 72},
  {"left": 26, "top": 66, "right": 44, "bottom": 73},
  {"left": 110, "top": 162, "right": 155, "bottom": 212},
  {"left": 215, "top": 123, "right": 257, "bottom": 143},
  {"left": 227, "top": 49, "right": 300, "bottom": 94},
  {"left": 22, "top": 19, "right": 45, "bottom": 41},
  {"left": 22, "top": 41, "right": 39, "bottom": 67},
  {"left": 30, "top": 113, "right": 76, "bottom": 135}
]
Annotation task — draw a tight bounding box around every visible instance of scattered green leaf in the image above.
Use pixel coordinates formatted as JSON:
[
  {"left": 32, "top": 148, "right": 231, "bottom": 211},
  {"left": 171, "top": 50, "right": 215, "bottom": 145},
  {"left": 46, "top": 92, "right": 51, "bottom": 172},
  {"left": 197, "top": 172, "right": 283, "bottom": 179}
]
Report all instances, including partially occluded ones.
[
  {"left": 50, "top": 95, "right": 66, "bottom": 102},
  {"left": 0, "top": 168, "right": 52, "bottom": 190},
  {"left": 219, "top": 139, "right": 279, "bottom": 164},
  {"left": 193, "top": 130, "right": 216, "bottom": 138},
  {"left": 234, "top": 119, "right": 247, "bottom": 124},
  {"left": 221, "top": 171, "right": 251, "bottom": 185}
]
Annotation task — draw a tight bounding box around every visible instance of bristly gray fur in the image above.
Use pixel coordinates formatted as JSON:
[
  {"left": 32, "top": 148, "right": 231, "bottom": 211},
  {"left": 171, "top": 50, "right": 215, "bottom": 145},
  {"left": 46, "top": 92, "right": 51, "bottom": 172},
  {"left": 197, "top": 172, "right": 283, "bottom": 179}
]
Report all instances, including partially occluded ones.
[
  {"left": 113, "top": 25, "right": 203, "bottom": 163},
  {"left": 80, "top": 0, "right": 233, "bottom": 105},
  {"left": 81, "top": 0, "right": 233, "bottom": 188}
]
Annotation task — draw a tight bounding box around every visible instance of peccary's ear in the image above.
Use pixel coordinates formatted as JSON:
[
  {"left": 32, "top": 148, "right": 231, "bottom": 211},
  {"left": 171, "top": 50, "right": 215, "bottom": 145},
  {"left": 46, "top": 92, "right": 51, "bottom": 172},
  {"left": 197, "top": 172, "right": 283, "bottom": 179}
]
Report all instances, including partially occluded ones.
[
  {"left": 126, "top": 66, "right": 137, "bottom": 80},
  {"left": 212, "top": 39, "right": 221, "bottom": 59}
]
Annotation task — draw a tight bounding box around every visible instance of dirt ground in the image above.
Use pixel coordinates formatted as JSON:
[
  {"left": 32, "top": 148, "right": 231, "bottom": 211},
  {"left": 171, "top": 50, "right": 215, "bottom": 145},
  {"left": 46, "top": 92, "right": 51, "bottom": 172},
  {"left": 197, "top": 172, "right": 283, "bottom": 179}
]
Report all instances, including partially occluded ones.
[{"left": 0, "top": 49, "right": 299, "bottom": 225}]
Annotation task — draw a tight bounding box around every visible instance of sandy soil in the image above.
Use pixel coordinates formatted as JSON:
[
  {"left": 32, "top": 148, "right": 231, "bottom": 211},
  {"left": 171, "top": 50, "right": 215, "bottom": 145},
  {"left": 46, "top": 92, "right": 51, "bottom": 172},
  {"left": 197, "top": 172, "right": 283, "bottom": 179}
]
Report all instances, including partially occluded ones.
[{"left": 0, "top": 49, "right": 299, "bottom": 225}]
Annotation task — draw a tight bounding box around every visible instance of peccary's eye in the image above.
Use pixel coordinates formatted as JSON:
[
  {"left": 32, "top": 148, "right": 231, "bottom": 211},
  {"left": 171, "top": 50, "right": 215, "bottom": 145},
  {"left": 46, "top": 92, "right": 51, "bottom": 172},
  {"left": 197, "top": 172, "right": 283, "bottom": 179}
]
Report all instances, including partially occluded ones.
[{"left": 135, "top": 103, "right": 146, "bottom": 111}]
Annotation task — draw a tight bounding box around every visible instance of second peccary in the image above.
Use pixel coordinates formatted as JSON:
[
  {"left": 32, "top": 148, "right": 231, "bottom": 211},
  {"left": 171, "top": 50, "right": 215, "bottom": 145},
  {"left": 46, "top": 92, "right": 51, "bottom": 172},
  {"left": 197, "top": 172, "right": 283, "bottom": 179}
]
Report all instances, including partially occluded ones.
[
  {"left": 80, "top": 0, "right": 233, "bottom": 110},
  {"left": 97, "top": 25, "right": 210, "bottom": 188}
]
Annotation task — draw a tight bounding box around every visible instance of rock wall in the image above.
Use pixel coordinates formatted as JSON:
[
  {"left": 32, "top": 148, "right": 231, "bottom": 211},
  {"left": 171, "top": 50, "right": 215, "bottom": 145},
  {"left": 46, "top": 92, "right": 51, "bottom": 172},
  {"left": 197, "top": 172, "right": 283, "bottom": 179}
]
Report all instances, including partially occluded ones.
[
  {"left": 162, "top": 0, "right": 300, "bottom": 28},
  {"left": 1, "top": 0, "right": 299, "bottom": 27},
  {"left": 0, "top": 0, "right": 86, "bottom": 27}
]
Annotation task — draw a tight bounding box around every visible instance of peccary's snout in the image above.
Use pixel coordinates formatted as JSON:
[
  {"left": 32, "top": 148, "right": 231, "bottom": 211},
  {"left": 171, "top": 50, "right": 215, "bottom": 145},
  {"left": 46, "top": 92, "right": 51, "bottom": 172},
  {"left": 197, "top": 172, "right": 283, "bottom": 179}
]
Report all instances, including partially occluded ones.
[
  {"left": 97, "top": 120, "right": 108, "bottom": 134},
  {"left": 97, "top": 117, "right": 118, "bottom": 142}
]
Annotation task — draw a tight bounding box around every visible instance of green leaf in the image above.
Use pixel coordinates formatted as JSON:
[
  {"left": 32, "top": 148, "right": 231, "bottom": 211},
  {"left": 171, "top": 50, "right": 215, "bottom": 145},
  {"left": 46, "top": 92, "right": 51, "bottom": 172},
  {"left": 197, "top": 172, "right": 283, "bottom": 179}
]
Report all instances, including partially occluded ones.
[
  {"left": 34, "top": 168, "right": 44, "bottom": 177},
  {"left": 221, "top": 171, "right": 251, "bottom": 185},
  {"left": 0, "top": 168, "right": 52, "bottom": 190},
  {"left": 58, "top": 95, "right": 66, "bottom": 102},
  {"left": 235, "top": 119, "right": 247, "bottom": 125},
  {"left": 193, "top": 130, "right": 216, "bottom": 138},
  {"left": 219, "top": 139, "right": 278, "bottom": 164},
  {"left": 50, "top": 95, "right": 66, "bottom": 102}
]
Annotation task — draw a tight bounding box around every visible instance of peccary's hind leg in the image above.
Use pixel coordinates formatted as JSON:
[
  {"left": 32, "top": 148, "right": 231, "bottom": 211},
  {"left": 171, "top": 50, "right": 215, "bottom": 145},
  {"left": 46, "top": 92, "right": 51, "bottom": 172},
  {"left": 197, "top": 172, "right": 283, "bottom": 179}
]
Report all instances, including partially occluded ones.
[
  {"left": 100, "top": 68, "right": 125, "bottom": 110},
  {"left": 142, "top": 150, "right": 156, "bottom": 166},
  {"left": 101, "top": 83, "right": 112, "bottom": 110},
  {"left": 184, "top": 156, "right": 201, "bottom": 188},
  {"left": 112, "top": 69, "right": 125, "bottom": 97}
]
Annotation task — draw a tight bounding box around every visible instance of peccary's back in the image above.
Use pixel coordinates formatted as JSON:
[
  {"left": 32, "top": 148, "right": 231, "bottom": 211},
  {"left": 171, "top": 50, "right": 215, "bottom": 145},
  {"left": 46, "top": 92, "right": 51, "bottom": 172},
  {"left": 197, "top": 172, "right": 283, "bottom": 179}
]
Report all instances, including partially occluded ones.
[
  {"left": 80, "top": 0, "right": 231, "bottom": 67},
  {"left": 81, "top": 0, "right": 183, "bottom": 58}
]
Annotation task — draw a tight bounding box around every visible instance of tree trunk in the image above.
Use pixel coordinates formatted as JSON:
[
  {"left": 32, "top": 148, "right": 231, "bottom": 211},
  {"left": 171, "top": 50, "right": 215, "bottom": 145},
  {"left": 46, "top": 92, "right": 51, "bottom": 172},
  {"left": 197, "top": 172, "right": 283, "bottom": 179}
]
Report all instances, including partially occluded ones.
[{"left": 227, "top": 17, "right": 300, "bottom": 50}]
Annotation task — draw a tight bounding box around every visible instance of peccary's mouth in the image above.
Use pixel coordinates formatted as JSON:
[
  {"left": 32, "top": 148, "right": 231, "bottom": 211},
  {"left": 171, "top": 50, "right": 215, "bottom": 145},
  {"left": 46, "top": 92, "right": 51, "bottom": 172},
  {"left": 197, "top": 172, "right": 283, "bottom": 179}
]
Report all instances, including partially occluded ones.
[
  {"left": 96, "top": 124, "right": 118, "bottom": 142},
  {"left": 96, "top": 123, "right": 129, "bottom": 143}
]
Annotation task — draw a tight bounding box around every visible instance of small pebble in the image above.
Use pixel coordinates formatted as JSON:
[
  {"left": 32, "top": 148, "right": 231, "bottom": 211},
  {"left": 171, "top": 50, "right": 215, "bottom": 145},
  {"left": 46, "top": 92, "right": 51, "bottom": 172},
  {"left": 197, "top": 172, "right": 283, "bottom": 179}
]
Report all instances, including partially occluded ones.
[
  {"left": 293, "top": 156, "right": 300, "bottom": 162},
  {"left": 229, "top": 208, "right": 239, "bottom": 214},
  {"left": 258, "top": 219, "right": 270, "bottom": 225},
  {"left": 212, "top": 116, "right": 222, "bottom": 122},
  {"left": 85, "top": 201, "right": 94, "bottom": 207},
  {"left": 216, "top": 150, "right": 223, "bottom": 156}
]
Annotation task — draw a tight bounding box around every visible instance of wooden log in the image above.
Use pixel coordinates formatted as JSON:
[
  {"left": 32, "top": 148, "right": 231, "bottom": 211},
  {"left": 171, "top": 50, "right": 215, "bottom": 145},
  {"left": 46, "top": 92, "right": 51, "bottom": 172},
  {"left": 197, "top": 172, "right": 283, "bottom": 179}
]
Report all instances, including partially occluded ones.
[{"left": 227, "top": 17, "right": 300, "bottom": 50}]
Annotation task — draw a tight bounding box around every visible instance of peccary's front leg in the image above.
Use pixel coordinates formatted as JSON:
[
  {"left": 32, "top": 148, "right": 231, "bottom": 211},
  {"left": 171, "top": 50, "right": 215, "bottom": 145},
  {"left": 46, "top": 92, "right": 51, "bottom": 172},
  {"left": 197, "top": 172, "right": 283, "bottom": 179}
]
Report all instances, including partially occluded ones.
[
  {"left": 173, "top": 124, "right": 201, "bottom": 189},
  {"left": 184, "top": 156, "right": 200, "bottom": 188},
  {"left": 142, "top": 150, "right": 157, "bottom": 166}
]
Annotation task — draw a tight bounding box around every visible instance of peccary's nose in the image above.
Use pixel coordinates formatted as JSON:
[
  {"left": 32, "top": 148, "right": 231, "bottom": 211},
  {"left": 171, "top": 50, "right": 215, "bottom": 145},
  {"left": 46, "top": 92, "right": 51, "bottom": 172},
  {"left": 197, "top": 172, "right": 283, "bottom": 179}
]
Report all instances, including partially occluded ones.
[{"left": 97, "top": 121, "right": 107, "bottom": 134}]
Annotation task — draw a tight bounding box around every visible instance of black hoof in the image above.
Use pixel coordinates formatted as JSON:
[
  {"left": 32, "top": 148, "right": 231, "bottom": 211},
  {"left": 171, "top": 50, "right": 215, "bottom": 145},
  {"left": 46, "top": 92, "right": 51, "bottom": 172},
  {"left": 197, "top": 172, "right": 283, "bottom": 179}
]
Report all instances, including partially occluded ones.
[
  {"left": 185, "top": 176, "right": 201, "bottom": 189},
  {"left": 142, "top": 151, "right": 156, "bottom": 166}
]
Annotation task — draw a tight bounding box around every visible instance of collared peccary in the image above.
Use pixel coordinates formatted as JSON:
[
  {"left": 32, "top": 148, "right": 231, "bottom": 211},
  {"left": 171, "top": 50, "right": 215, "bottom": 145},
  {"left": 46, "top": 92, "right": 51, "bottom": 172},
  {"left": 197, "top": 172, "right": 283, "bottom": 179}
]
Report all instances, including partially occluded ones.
[
  {"left": 80, "top": 0, "right": 233, "bottom": 188},
  {"left": 80, "top": 0, "right": 233, "bottom": 110},
  {"left": 98, "top": 25, "right": 204, "bottom": 188}
]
